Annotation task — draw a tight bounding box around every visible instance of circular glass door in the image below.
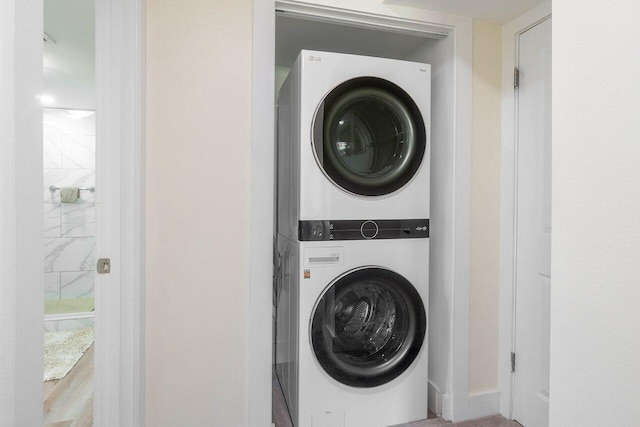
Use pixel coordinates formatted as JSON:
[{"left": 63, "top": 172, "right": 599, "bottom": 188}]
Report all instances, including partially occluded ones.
[
  {"left": 310, "top": 267, "right": 426, "bottom": 388},
  {"left": 312, "top": 77, "right": 426, "bottom": 196}
]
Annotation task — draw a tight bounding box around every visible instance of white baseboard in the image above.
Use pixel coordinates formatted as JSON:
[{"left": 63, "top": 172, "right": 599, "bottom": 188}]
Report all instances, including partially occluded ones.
[
  {"left": 428, "top": 383, "right": 499, "bottom": 422},
  {"left": 441, "top": 392, "right": 453, "bottom": 421},
  {"left": 428, "top": 380, "right": 453, "bottom": 420},
  {"left": 465, "top": 390, "right": 500, "bottom": 420},
  {"left": 428, "top": 381, "right": 440, "bottom": 416}
]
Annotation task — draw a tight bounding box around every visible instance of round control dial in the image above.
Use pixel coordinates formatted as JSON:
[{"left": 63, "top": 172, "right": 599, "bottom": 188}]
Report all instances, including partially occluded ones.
[{"left": 360, "top": 220, "right": 379, "bottom": 239}]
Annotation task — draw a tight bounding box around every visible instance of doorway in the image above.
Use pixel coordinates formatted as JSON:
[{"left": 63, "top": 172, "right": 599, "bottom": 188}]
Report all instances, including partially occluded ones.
[
  {"left": 42, "top": 0, "right": 97, "bottom": 424},
  {"left": 0, "top": 0, "right": 143, "bottom": 424},
  {"left": 267, "top": 3, "right": 473, "bottom": 423}
]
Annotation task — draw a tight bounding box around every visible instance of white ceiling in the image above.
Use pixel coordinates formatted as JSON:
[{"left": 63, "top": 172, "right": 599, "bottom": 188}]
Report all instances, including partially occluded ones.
[
  {"left": 42, "top": 0, "right": 543, "bottom": 109},
  {"left": 383, "top": 0, "right": 547, "bottom": 24},
  {"left": 43, "top": 0, "right": 95, "bottom": 110}
]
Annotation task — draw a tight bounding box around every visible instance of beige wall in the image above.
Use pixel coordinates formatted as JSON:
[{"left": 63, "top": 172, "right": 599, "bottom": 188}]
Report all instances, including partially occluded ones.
[
  {"left": 145, "top": 2, "right": 503, "bottom": 421},
  {"left": 469, "top": 19, "right": 502, "bottom": 393},
  {"left": 145, "top": 0, "right": 253, "bottom": 425}
]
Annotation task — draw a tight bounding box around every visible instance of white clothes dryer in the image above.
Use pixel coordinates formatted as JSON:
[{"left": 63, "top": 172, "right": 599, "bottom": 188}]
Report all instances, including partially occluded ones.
[
  {"left": 275, "top": 235, "right": 429, "bottom": 427},
  {"left": 277, "top": 50, "right": 431, "bottom": 242}
]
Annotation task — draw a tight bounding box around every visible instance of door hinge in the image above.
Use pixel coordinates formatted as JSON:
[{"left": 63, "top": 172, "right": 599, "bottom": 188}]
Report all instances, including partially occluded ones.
[
  {"left": 97, "top": 258, "right": 111, "bottom": 274},
  {"left": 511, "top": 352, "right": 516, "bottom": 372},
  {"left": 514, "top": 67, "right": 520, "bottom": 89}
]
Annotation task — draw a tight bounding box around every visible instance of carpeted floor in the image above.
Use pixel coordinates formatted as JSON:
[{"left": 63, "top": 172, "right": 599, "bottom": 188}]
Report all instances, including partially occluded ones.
[
  {"left": 44, "top": 328, "right": 95, "bottom": 381},
  {"left": 389, "top": 415, "right": 521, "bottom": 427},
  {"left": 273, "top": 371, "right": 521, "bottom": 427}
]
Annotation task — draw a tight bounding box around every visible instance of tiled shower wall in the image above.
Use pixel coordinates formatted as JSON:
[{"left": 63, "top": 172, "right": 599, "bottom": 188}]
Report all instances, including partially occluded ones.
[{"left": 43, "top": 109, "right": 96, "bottom": 302}]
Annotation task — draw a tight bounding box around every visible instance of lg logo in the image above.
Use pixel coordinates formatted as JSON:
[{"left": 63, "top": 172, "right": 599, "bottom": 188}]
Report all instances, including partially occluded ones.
[{"left": 309, "top": 55, "right": 322, "bottom": 62}]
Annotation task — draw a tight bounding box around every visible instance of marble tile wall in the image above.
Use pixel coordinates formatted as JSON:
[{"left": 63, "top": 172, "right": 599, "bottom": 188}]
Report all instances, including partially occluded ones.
[{"left": 43, "top": 109, "right": 96, "bottom": 302}]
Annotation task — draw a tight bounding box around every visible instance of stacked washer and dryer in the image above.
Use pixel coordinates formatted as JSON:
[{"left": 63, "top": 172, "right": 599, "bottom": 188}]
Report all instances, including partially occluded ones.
[{"left": 275, "top": 50, "right": 431, "bottom": 427}]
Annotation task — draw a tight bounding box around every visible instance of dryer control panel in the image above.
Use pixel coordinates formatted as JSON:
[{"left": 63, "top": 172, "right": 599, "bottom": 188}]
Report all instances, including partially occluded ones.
[{"left": 298, "top": 219, "right": 429, "bottom": 241}]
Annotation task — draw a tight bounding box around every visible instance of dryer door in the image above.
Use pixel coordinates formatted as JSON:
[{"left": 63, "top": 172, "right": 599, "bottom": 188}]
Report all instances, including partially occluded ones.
[
  {"left": 310, "top": 267, "right": 426, "bottom": 388},
  {"left": 312, "top": 77, "right": 426, "bottom": 196}
]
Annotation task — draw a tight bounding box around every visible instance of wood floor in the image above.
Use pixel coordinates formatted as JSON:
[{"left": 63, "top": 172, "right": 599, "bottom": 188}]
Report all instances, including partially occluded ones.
[{"left": 44, "top": 343, "right": 94, "bottom": 427}]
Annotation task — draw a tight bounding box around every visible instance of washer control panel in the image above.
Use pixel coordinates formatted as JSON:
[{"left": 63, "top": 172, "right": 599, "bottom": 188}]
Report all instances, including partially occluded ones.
[
  {"left": 360, "top": 220, "right": 379, "bottom": 239},
  {"left": 299, "top": 219, "right": 429, "bottom": 241}
]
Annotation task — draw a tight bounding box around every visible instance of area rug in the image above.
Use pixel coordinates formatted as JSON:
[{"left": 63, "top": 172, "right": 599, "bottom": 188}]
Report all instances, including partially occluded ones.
[{"left": 44, "top": 328, "right": 94, "bottom": 382}]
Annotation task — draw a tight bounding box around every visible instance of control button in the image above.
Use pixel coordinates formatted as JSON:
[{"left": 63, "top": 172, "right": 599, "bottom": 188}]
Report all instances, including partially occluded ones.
[
  {"left": 360, "top": 220, "right": 379, "bottom": 239},
  {"left": 299, "top": 220, "right": 330, "bottom": 241}
]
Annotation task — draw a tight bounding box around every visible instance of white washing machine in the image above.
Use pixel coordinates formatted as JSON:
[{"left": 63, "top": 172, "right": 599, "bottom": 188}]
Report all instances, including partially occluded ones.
[
  {"left": 277, "top": 50, "right": 431, "bottom": 242},
  {"left": 275, "top": 234, "right": 429, "bottom": 427}
]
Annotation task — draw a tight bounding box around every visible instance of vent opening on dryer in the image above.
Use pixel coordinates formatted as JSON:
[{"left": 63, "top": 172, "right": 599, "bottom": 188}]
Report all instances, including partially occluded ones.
[{"left": 312, "top": 77, "right": 427, "bottom": 197}]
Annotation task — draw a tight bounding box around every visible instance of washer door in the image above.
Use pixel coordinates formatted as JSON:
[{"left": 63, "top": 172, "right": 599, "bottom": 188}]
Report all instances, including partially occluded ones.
[
  {"left": 312, "top": 77, "right": 426, "bottom": 196},
  {"left": 310, "top": 267, "right": 426, "bottom": 388}
]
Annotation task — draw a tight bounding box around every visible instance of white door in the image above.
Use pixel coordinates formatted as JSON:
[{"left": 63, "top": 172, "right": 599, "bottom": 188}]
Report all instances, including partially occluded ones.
[{"left": 513, "top": 17, "right": 552, "bottom": 427}]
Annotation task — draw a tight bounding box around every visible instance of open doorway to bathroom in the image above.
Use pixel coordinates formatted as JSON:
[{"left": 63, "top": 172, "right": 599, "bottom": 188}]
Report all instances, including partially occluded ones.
[{"left": 42, "top": 0, "right": 96, "bottom": 424}]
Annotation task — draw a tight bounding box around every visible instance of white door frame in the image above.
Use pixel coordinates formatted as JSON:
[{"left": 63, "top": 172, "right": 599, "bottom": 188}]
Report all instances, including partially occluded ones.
[
  {"left": 93, "top": 0, "right": 145, "bottom": 425},
  {"left": 0, "top": 1, "right": 145, "bottom": 426},
  {"left": 498, "top": 0, "right": 551, "bottom": 419},
  {"left": 0, "top": 1, "right": 44, "bottom": 425},
  {"left": 250, "top": 1, "right": 475, "bottom": 423}
]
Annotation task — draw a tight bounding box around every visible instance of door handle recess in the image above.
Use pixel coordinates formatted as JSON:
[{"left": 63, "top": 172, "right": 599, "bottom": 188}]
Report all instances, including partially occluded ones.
[{"left": 97, "top": 258, "right": 111, "bottom": 274}]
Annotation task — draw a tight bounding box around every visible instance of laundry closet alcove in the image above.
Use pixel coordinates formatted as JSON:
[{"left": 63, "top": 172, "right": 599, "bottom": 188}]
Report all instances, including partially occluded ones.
[{"left": 250, "top": 1, "right": 474, "bottom": 423}]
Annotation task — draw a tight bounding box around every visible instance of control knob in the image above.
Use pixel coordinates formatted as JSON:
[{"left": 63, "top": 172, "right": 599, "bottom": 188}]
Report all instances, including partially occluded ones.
[{"left": 360, "top": 220, "right": 379, "bottom": 239}]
